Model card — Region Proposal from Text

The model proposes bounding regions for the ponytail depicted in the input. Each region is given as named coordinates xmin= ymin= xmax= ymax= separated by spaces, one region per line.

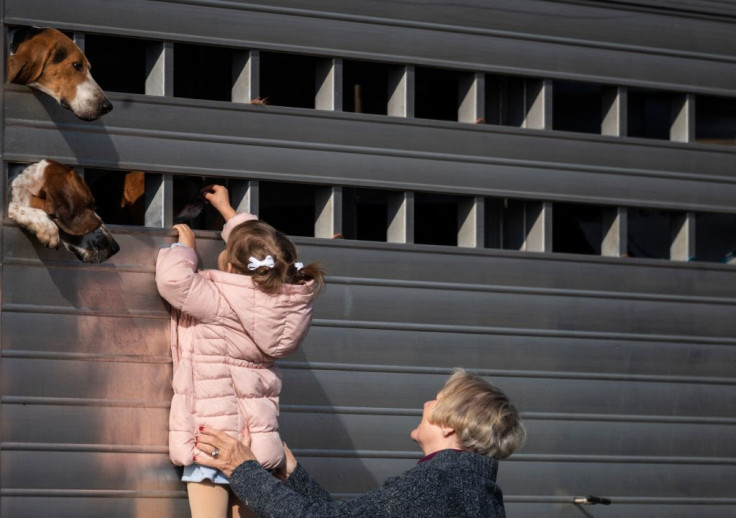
xmin=226 ymin=219 xmax=325 ymax=296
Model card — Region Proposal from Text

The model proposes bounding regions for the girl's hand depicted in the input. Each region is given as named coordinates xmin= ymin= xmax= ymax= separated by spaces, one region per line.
xmin=195 ymin=426 xmax=257 ymax=478
xmin=204 ymin=185 xmax=236 ymax=221
xmin=173 ymin=224 xmax=196 ymax=249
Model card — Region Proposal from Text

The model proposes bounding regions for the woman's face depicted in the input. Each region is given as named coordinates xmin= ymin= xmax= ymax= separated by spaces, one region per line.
xmin=410 ymin=393 xmax=444 ymax=454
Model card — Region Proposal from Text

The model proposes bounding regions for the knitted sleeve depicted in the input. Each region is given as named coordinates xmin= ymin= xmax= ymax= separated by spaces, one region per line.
xmin=230 ymin=459 xmax=451 ymax=518
xmin=284 ymin=464 xmax=334 ymax=503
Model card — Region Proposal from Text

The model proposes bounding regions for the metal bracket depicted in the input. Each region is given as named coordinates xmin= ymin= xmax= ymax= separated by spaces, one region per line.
xmin=574 ymin=496 xmax=612 ymax=506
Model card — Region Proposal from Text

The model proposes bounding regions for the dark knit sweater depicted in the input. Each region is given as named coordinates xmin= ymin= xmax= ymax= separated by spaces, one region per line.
xmin=230 ymin=449 xmax=506 ymax=518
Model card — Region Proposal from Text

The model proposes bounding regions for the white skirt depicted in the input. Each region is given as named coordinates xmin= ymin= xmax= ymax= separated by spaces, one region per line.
xmin=182 ymin=464 xmax=229 ymax=485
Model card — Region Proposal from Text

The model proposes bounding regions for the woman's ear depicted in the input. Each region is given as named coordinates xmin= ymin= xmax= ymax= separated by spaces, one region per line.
xmin=440 ymin=426 xmax=456 ymax=438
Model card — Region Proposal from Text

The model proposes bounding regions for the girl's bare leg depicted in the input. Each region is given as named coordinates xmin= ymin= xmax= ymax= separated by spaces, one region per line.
xmin=187 ymin=481 xmax=229 ymax=518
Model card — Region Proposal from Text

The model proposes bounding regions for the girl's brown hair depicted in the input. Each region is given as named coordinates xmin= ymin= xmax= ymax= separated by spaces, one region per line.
xmin=225 ymin=219 xmax=324 ymax=295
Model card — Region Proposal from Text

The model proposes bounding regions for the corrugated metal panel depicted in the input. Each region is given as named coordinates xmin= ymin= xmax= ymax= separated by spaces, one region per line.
xmin=2 ymin=1 xmax=735 ymax=517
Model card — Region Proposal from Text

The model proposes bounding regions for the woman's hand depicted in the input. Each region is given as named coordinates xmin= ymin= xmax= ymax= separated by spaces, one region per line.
xmin=173 ymin=224 xmax=196 ymax=249
xmin=203 ymin=185 xmax=237 ymax=221
xmin=274 ymin=442 xmax=298 ymax=481
xmin=195 ymin=426 xmax=258 ymax=478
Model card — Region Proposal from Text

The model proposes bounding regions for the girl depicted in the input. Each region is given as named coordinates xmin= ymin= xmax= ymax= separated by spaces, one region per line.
xmin=156 ymin=185 xmax=323 ymax=518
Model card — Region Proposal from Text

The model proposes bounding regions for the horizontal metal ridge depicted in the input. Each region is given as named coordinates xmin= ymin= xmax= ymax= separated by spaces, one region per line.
xmin=505 ymin=495 xmax=736 ymax=505
xmin=142 ymin=0 xmax=736 ymax=63
xmin=1 ymin=443 xmax=167 ymax=454
xmin=1 ymin=303 xmax=169 ymax=319
xmin=1 ymin=396 xmax=171 ymax=409
xmin=3 ymin=442 xmax=734 ymax=466
xmin=5 ymin=397 xmax=736 ymax=425
xmin=326 ymin=276 xmax=736 ymax=307
xmin=312 ymin=319 xmax=736 ymax=346
xmin=1 ymin=350 xmax=172 ymax=364
xmin=7 ymin=116 xmax=736 ymax=189
xmin=3 ymin=351 xmax=734 ymax=385
xmin=0 ymin=488 xmax=186 ymax=498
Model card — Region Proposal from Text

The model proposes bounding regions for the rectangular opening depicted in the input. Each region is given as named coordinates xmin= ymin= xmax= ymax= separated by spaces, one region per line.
xmin=84 ymin=169 xmax=146 ymax=226
xmin=258 ymin=182 xmax=317 ymax=237
xmin=627 ymin=207 xmax=679 ymax=259
xmin=342 ymin=187 xmax=389 ymax=242
xmin=552 ymin=202 xmax=603 ymax=255
xmin=552 ymin=81 xmax=603 ymax=134
xmin=485 ymin=75 xmax=530 ymax=127
xmin=695 ymin=213 xmax=736 ymax=263
xmin=415 ymin=67 xmax=465 ymax=122
xmin=84 ymin=35 xmax=155 ymax=94
xmin=260 ymin=52 xmax=324 ymax=109
xmin=342 ymin=60 xmax=394 ymax=115
xmin=695 ymin=95 xmax=736 ymax=146
xmin=172 ymin=176 xmax=235 ymax=231
xmin=173 ymin=43 xmax=237 ymax=101
xmin=414 ymin=192 xmax=461 ymax=246
xmin=627 ymin=89 xmax=674 ymax=140
xmin=486 ymin=198 xmax=549 ymax=251
xmin=501 ymin=199 xmax=528 ymax=250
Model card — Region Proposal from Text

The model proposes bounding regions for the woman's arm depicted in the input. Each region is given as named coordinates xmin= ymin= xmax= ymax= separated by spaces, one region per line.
xmin=195 ymin=427 xmax=449 ymax=518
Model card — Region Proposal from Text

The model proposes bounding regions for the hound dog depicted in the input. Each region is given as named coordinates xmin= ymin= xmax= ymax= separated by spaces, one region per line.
xmin=8 ymin=160 xmax=120 ymax=263
xmin=7 ymin=27 xmax=113 ymax=121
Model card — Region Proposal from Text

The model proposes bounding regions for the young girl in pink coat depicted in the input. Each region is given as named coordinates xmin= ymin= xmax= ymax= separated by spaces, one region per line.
xmin=156 ymin=185 xmax=323 ymax=518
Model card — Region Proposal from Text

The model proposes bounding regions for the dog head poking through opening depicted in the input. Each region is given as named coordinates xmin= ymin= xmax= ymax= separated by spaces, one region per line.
xmin=37 ymin=161 xmax=120 ymax=263
xmin=8 ymin=27 xmax=113 ymax=121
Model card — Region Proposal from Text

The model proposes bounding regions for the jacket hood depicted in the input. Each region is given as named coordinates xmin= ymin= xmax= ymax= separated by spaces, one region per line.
xmin=204 ymin=269 xmax=315 ymax=361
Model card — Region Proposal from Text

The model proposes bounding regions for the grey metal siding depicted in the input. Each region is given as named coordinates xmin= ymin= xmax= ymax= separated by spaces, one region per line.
xmin=2 ymin=1 xmax=735 ymax=517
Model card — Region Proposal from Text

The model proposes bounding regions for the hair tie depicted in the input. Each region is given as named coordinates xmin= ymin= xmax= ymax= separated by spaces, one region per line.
xmin=294 ymin=262 xmax=304 ymax=271
xmin=247 ymin=255 xmax=275 ymax=271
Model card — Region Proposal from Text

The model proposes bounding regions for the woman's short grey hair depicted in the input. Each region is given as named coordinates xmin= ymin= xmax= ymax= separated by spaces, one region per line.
xmin=430 ymin=369 xmax=526 ymax=459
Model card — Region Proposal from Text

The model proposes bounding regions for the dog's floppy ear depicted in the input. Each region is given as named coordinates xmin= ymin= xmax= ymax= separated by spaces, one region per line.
xmin=41 ymin=166 xmax=101 ymax=236
xmin=7 ymin=28 xmax=56 ymax=84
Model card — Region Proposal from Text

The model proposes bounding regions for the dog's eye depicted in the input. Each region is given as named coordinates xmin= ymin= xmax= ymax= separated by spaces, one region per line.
xmin=72 ymin=62 xmax=83 ymax=71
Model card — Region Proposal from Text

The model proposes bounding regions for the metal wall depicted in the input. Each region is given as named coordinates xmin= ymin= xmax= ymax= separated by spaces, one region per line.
xmin=2 ymin=1 xmax=735 ymax=517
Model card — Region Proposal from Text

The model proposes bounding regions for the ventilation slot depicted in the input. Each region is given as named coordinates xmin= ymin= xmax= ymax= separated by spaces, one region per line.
xmin=258 ymin=182 xmax=317 ymax=236
xmin=414 ymin=193 xmax=463 ymax=246
xmin=260 ymin=52 xmax=323 ymax=109
xmin=415 ymin=67 xmax=465 ymax=122
xmin=342 ymin=188 xmax=389 ymax=242
xmin=84 ymin=35 xmax=154 ymax=94
xmin=695 ymin=213 xmax=736 ymax=263
xmin=627 ymin=208 xmax=679 ymax=259
xmin=174 ymin=43 xmax=237 ymax=101
xmin=84 ymin=169 xmax=146 ymax=226
xmin=627 ymin=89 xmax=674 ymax=140
xmin=485 ymin=75 xmax=542 ymax=128
xmin=552 ymin=81 xmax=603 ymax=134
xmin=342 ymin=60 xmax=394 ymax=115
xmin=172 ymin=176 xmax=234 ymax=230
xmin=552 ymin=203 xmax=603 ymax=255
xmin=695 ymin=95 xmax=736 ymax=146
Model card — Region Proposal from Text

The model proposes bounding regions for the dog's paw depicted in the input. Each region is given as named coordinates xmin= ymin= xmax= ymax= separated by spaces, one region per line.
xmin=37 ymin=224 xmax=60 ymax=249
xmin=7 ymin=201 xmax=20 ymax=223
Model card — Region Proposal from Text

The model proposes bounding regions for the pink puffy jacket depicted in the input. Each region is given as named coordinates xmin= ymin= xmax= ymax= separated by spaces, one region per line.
xmin=156 ymin=213 xmax=315 ymax=469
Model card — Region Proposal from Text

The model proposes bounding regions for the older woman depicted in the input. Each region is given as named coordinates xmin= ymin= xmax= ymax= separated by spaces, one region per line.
xmin=195 ymin=369 xmax=526 ymax=518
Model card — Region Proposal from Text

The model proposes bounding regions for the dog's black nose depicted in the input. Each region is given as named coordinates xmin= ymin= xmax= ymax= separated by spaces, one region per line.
xmin=100 ymin=99 xmax=113 ymax=114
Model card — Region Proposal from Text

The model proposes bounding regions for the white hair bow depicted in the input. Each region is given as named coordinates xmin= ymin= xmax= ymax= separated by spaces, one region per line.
xmin=247 ymin=255 xmax=275 ymax=271
xmin=294 ymin=262 xmax=304 ymax=271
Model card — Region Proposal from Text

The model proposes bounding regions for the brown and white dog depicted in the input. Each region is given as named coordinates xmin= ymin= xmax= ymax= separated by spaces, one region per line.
xmin=8 ymin=160 xmax=120 ymax=263
xmin=7 ymin=27 xmax=113 ymax=121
